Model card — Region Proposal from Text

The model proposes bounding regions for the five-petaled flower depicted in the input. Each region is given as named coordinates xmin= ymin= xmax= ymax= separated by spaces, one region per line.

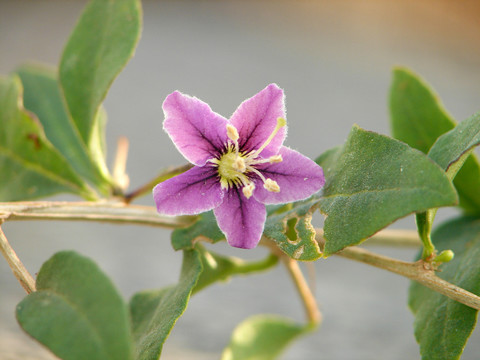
xmin=153 ymin=84 xmax=325 ymax=249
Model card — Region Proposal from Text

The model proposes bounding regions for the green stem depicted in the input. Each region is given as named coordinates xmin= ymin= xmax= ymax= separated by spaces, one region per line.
xmin=0 ymin=201 xmax=194 ymax=228
xmin=124 ymin=164 xmax=193 ymax=203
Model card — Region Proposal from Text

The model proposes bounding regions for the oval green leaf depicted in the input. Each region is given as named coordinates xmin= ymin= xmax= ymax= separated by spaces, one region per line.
xmin=409 ymin=216 xmax=480 ymax=360
xmin=15 ymin=64 xmax=112 ymax=194
xmin=129 ymin=249 xmax=202 ymax=360
xmin=59 ymin=0 xmax=141 ymax=148
xmin=390 ymin=66 xmax=480 ymax=213
xmin=0 ymin=75 xmax=96 ymax=200
xmin=317 ymin=125 xmax=458 ymax=256
xmin=16 ymin=251 xmax=134 ymax=360
xmin=221 ymin=315 xmax=312 ymax=360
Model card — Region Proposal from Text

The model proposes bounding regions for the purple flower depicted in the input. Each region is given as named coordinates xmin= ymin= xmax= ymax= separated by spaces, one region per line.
xmin=153 ymin=84 xmax=325 ymax=249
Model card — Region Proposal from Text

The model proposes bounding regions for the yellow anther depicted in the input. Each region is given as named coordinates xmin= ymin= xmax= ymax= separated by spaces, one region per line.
xmin=242 ymin=182 xmax=255 ymax=199
xmin=226 ymin=124 xmax=239 ymax=142
xmin=269 ymin=155 xmax=283 ymax=163
xmin=234 ymin=157 xmax=246 ymax=172
xmin=264 ymin=178 xmax=280 ymax=192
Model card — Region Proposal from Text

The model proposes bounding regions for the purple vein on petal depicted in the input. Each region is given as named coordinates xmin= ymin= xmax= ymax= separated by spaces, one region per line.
xmin=153 ymin=166 xmax=224 ymax=216
xmin=214 ymin=187 xmax=267 ymax=249
xmin=163 ymin=91 xmax=229 ymax=165
xmin=253 ymin=146 xmax=325 ymax=204
xmin=230 ymin=84 xmax=286 ymax=157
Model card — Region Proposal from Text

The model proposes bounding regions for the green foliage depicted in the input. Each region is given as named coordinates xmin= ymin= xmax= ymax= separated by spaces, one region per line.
xmin=409 ymin=217 xmax=480 ymax=360
xmin=59 ymin=0 xmax=141 ymax=151
xmin=317 ymin=125 xmax=458 ymax=255
xmin=171 ymin=211 xmax=225 ymax=250
xmin=15 ymin=64 xmax=112 ymax=194
xmin=416 ymin=113 xmax=480 ymax=257
xmin=129 ymin=249 xmax=202 ymax=360
xmin=221 ymin=315 xmax=312 ymax=360
xmin=193 ymin=245 xmax=278 ymax=294
xmin=16 ymin=251 xmax=134 ymax=360
xmin=263 ymin=195 xmax=322 ymax=261
xmin=0 ymin=75 xmax=96 ymax=200
xmin=390 ymin=67 xmax=480 ymax=214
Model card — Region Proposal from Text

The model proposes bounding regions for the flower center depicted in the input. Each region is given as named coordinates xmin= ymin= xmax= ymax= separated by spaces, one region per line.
xmin=210 ymin=118 xmax=286 ymax=199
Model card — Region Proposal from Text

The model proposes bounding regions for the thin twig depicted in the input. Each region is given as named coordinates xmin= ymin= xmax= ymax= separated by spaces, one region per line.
xmin=124 ymin=164 xmax=193 ymax=203
xmin=316 ymin=228 xmax=421 ymax=248
xmin=0 ymin=201 xmax=194 ymax=228
xmin=318 ymin=235 xmax=480 ymax=311
xmin=281 ymin=256 xmax=322 ymax=326
xmin=0 ymin=224 xmax=36 ymax=294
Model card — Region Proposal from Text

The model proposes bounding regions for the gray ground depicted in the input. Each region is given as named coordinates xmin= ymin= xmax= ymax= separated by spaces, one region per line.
xmin=1 ymin=1 xmax=480 ymax=359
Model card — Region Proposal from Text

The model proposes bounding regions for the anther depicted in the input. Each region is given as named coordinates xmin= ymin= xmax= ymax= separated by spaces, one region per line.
xmin=227 ymin=124 xmax=239 ymax=142
xmin=264 ymin=178 xmax=280 ymax=192
xmin=269 ymin=155 xmax=282 ymax=163
xmin=234 ymin=157 xmax=246 ymax=172
xmin=242 ymin=182 xmax=255 ymax=199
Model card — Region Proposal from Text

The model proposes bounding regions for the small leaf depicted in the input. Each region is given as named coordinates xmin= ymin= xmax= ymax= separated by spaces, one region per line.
xmin=409 ymin=216 xmax=480 ymax=360
xmin=428 ymin=112 xmax=480 ymax=181
xmin=389 ymin=66 xmax=480 ymax=213
xmin=130 ymin=249 xmax=202 ymax=360
xmin=15 ymin=64 xmax=112 ymax=194
xmin=389 ymin=66 xmax=455 ymax=154
xmin=263 ymin=195 xmax=322 ymax=261
xmin=0 ymin=75 xmax=96 ymax=200
xmin=16 ymin=251 xmax=134 ymax=360
xmin=416 ymin=113 xmax=480 ymax=256
xmin=221 ymin=315 xmax=312 ymax=360
xmin=193 ymin=245 xmax=278 ymax=294
xmin=59 ymin=0 xmax=141 ymax=147
xmin=171 ymin=211 xmax=225 ymax=250
xmin=317 ymin=126 xmax=458 ymax=256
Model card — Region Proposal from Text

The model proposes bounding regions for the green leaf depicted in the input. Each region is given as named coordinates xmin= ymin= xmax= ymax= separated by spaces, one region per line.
xmin=416 ymin=113 xmax=480 ymax=257
xmin=130 ymin=249 xmax=202 ymax=360
xmin=59 ymin=0 xmax=141 ymax=148
xmin=193 ymin=245 xmax=278 ymax=294
xmin=221 ymin=315 xmax=312 ymax=360
xmin=16 ymin=251 xmax=134 ymax=360
xmin=389 ymin=66 xmax=480 ymax=214
xmin=15 ymin=64 xmax=112 ymax=194
xmin=409 ymin=216 xmax=480 ymax=360
xmin=428 ymin=112 xmax=480 ymax=180
xmin=317 ymin=125 xmax=458 ymax=256
xmin=263 ymin=195 xmax=322 ymax=261
xmin=389 ymin=66 xmax=455 ymax=154
xmin=171 ymin=211 xmax=225 ymax=250
xmin=0 ymin=75 xmax=96 ymax=200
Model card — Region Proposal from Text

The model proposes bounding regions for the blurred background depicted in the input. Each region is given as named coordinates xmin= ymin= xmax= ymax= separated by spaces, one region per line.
xmin=1 ymin=1 xmax=480 ymax=359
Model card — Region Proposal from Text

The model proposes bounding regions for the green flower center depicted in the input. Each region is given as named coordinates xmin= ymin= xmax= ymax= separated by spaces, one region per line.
xmin=209 ymin=118 xmax=286 ymax=198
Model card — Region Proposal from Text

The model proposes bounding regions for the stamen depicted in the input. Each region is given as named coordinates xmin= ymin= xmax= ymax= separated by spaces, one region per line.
xmin=264 ymin=178 xmax=280 ymax=192
xmin=226 ymin=124 xmax=239 ymax=142
xmin=242 ymin=182 xmax=255 ymax=199
xmin=251 ymin=117 xmax=286 ymax=158
xmin=233 ymin=157 xmax=246 ymax=172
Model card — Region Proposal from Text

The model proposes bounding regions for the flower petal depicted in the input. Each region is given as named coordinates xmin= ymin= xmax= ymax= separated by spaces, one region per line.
xmin=230 ymin=84 xmax=286 ymax=157
xmin=163 ymin=91 xmax=229 ymax=165
xmin=214 ymin=188 xmax=266 ymax=249
xmin=153 ymin=166 xmax=224 ymax=215
xmin=253 ymin=146 xmax=325 ymax=204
